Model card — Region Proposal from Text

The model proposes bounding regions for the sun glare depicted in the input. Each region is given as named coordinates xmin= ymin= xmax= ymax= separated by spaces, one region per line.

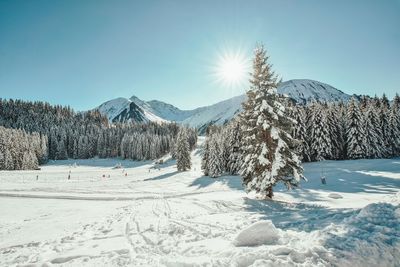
xmin=214 ymin=50 xmax=249 ymax=88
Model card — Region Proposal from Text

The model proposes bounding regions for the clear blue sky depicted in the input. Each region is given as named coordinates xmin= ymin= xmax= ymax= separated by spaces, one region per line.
xmin=0 ymin=0 xmax=399 ymax=111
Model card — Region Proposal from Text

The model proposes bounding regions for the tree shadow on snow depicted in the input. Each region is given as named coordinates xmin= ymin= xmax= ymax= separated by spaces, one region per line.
xmin=189 ymin=175 xmax=244 ymax=191
xmin=144 ymin=170 xmax=180 ymax=181
xmin=276 ymin=186 xmax=329 ymax=203
xmin=242 ymin=197 xmax=355 ymax=232
xmin=299 ymin=158 xmax=400 ymax=195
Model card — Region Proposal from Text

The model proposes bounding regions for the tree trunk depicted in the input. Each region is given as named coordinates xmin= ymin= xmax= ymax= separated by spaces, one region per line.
xmin=267 ymin=186 xmax=273 ymax=199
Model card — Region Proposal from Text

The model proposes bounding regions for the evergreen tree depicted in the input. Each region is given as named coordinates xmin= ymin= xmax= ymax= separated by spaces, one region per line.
xmin=201 ymin=137 xmax=210 ymax=176
xmin=326 ymin=104 xmax=342 ymax=160
xmin=0 ymin=151 xmax=4 ymax=170
xmin=175 ymin=128 xmax=191 ymax=171
xmin=208 ymin=137 xmax=223 ymax=178
xmin=239 ymin=45 xmax=304 ymax=198
xmin=346 ymin=98 xmax=366 ymax=159
xmin=3 ymin=150 xmax=14 ymax=170
xmin=336 ymin=102 xmax=348 ymax=159
xmin=378 ymin=97 xmax=391 ymax=157
xmin=381 ymin=94 xmax=390 ymax=109
xmin=364 ymin=105 xmax=385 ymax=158
xmin=226 ymin=120 xmax=242 ymax=175
xmin=393 ymin=93 xmax=400 ymax=109
xmin=309 ymin=102 xmax=332 ymax=161
xmin=220 ymin=131 xmax=230 ymax=171
xmin=39 ymin=134 xmax=48 ymax=164
xmin=292 ymin=106 xmax=310 ymax=162
xmin=56 ymin=138 xmax=68 ymax=160
xmin=388 ymin=100 xmax=400 ymax=157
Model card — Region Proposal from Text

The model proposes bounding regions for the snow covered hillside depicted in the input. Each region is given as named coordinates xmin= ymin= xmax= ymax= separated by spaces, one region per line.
xmin=0 ymin=138 xmax=399 ymax=266
xmin=278 ymin=79 xmax=352 ymax=104
xmin=181 ymin=94 xmax=245 ymax=132
xmin=96 ymin=79 xmax=353 ymax=128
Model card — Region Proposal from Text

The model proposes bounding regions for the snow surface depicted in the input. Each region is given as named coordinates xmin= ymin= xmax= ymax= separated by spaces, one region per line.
xmin=0 ymin=138 xmax=399 ymax=266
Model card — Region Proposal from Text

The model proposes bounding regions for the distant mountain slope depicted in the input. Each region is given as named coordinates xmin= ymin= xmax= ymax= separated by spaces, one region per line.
xmin=130 ymin=96 xmax=195 ymax=122
xmin=96 ymin=79 xmax=353 ymax=128
xmin=181 ymin=94 xmax=246 ymax=129
xmin=278 ymin=79 xmax=351 ymax=104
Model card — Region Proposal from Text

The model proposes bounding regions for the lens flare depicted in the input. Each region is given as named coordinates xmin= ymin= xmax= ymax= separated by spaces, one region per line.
xmin=213 ymin=49 xmax=250 ymax=88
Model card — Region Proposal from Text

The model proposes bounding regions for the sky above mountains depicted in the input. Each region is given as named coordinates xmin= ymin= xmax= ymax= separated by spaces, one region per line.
xmin=0 ymin=0 xmax=399 ymax=111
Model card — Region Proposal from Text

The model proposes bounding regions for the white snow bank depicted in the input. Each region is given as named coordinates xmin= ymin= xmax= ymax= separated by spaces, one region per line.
xmin=233 ymin=221 xmax=281 ymax=247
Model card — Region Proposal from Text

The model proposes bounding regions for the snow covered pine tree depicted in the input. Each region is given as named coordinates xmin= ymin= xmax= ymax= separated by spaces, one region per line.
xmin=201 ymin=136 xmax=210 ymax=176
xmin=346 ymin=97 xmax=367 ymax=159
xmin=239 ymin=45 xmax=305 ymax=199
xmin=207 ymin=136 xmax=223 ymax=178
xmin=226 ymin=119 xmax=242 ymax=175
xmin=175 ymin=128 xmax=191 ymax=171
xmin=309 ymin=102 xmax=332 ymax=161
xmin=389 ymin=94 xmax=400 ymax=156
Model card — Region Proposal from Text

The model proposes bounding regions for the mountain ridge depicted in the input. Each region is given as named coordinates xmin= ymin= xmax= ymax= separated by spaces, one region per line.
xmin=96 ymin=79 xmax=356 ymax=129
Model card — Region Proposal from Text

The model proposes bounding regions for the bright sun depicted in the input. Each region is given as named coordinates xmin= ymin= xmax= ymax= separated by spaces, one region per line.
xmin=214 ymin=50 xmax=249 ymax=88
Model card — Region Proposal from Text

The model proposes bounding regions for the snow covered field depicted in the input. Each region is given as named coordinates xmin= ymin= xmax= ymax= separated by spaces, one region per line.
xmin=1 ymin=138 xmax=399 ymax=266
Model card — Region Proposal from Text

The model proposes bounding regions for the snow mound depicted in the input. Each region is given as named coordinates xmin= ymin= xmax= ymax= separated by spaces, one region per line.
xmin=328 ymin=193 xmax=343 ymax=199
xmin=233 ymin=221 xmax=281 ymax=247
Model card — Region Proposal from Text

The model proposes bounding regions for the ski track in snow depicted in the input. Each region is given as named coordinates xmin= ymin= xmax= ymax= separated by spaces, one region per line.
xmin=0 ymin=138 xmax=399 ymax=266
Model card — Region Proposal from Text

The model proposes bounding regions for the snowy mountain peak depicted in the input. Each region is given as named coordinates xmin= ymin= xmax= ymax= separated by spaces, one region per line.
xmin=97 ymin=97 xmax=132 ymax=122
xmin=98 ymin=96 xmax=166 ymax=123
xmin=129 ymin=95 xmax=145 ymax=105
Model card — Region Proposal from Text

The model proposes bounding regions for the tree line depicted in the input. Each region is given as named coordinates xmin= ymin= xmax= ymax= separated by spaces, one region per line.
xmin=292 ymin=94 xmax=400 ymax=161
xmin=0 ymin=99 xmax=197 ymax=170
xmin=0 ymin=126 xmax=47 ymax=170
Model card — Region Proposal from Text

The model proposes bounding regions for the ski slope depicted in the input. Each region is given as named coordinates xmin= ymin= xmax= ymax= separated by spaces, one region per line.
xmin=0 ymin=138 xmax=399 ymax=266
